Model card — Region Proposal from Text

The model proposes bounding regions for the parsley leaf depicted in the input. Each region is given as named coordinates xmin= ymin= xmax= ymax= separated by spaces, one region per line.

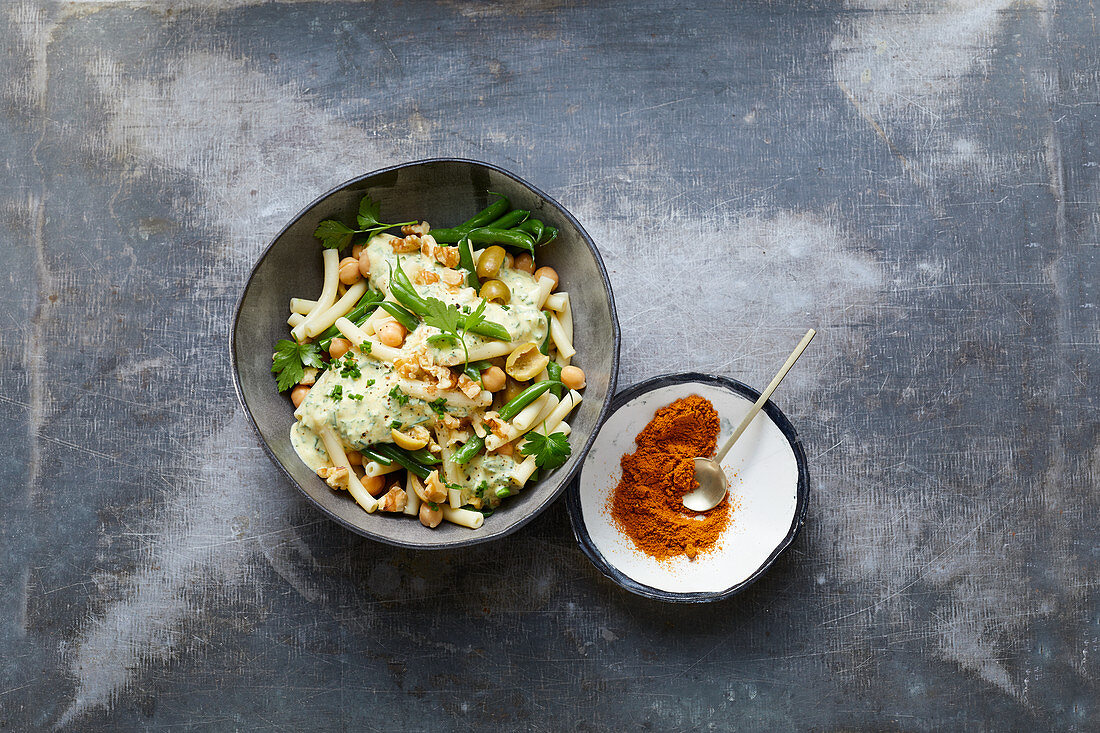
xmin=313 ymin=194 xmax=417 ymax=250
xmin=272 ymin=339 xmax=322 ymax=392
xmin=462 ymin=300 xmax=487 ymax=335
xmin=421 ymin=296 xmax=464 ymax=335
xmin=520 ymin=431 xmax=572 ymax=472
xmin=356 ymin=195 xmax=384 ymax=230
xmin=313 ymin=220 xmax=355 ymax=250
xmin=389 ymin=385 xmax=409 ymax=406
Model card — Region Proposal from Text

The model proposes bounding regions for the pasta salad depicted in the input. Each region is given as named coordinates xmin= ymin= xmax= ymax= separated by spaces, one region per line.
xmin=272 ymin=194 xmax=585 ymax=530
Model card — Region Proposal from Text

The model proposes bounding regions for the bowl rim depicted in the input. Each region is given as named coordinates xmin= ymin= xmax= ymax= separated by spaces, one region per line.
xmin=566 ymin=371 xmax=810 ymax=602
xmin=230 ymin=157 xmax=621 ymax=549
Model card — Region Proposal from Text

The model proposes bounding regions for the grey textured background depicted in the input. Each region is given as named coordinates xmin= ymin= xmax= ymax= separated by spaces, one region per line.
xmin=1 ymin=0 xmax=1097 ymax=730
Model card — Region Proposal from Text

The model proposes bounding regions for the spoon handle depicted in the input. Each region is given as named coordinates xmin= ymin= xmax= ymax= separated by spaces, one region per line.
xmin=714 ymin=328 xmax=816 ymax=462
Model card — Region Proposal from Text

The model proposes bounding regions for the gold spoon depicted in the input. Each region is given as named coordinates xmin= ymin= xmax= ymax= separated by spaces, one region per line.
xmin=682 ymin=329 xmax=816 ymax=512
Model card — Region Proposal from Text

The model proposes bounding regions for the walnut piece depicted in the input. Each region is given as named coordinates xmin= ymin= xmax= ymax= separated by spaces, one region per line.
xmin=402 ymin=221 xmax=430 ymax=236
xmin=316 ymin=465 xmax=349 ymax=491
xmin=379 ymin=487 xmax=408 ymax=513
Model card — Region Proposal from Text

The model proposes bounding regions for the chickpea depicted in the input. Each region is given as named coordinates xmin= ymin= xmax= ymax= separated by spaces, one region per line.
xmin=339 ymin=257 xmax=362 ymax=285
xmin=361 ymin=475 xmax=386 ymax=497
xmin=358 ymin=249 xmax=371 ymax=278
xmin=560 ymin=365 xmax=586 ymax=390
xmin=329 ymin=337 xmax=352 ymax=360
xmin=533 ymin=266 xmax=559 ymax=291
xmin=419 ymin=502 xmax=443 ymax=528
xmin=351 ymin=243 xmax=364 ymax=259
xmin=514 ymin=252 xmax=535 ymax=274
xmin=290 ymin=384 xmax=310 ymax=408
xmin=346 ymin=449 xmax=363 ymax=466
xmin=377 ymin=321 xmax=407 ymax=348
xmin=480 ymin=366 xmax=507 ymax=392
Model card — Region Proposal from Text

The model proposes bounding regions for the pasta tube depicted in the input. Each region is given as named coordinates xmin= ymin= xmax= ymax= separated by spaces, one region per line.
xmin=303 ymin=280 xmax=368 ymax=338
xmin=292 ymin=248 xmax=340 ymax=342
xmin=448 ymin=488 xmax=463 ymax=509
xmin=441 ymin=506 xmax=484 ymax=529
xmin=317 ymin=425 xmax=378 ymax=513
xmin=404 ymin=473 xmax=422 ymax=516
xmin=290 ymin=297 xmax=317 ymax=315
xmin=559 ymin=293 xmax=573 ymax=343
xmin=287 ymin=313 xmax=306 ymax=328
xmin=549 ymin=313 xmax=575 ymax=360
xmin=534 ymin=276 xmax=555 ymax=310
xmin=436 ymin=340 xmax=517 ymax=366
xmin=363 ymin=460 xmax=403 ymax=478
xmin=543 ymin=292 xmax=567 ymax=312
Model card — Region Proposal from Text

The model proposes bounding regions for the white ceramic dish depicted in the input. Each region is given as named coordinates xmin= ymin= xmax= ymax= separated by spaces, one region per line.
xmin=566 ymin=373 xmax=809 ymax=602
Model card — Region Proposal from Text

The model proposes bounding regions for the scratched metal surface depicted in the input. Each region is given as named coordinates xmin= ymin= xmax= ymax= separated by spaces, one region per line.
xmin=1 ymin=0 xmax=1097 ymax=730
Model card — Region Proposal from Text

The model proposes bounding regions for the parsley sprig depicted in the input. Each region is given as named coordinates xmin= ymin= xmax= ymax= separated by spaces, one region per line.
xmin=520 ymin=431 xmax=572 ymax=472
xmin=271 ymin=339 xmax=323 ymax=392
xmin=424 ymin=298 xmax=487 ymax=365
xmin=313 ymin=194 xmax=417 ymax=250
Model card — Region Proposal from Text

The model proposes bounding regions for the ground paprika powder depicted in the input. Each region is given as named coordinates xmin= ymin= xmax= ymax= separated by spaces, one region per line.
xmin=608 ymin=394 xmax=731 ymax=560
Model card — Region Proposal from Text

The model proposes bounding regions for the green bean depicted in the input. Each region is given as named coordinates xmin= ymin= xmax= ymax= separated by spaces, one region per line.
xmin=487 ymin=210 xmax=529 ymax=229
xmin=466 ymin=320 xmax=511 ymax=342
xmin=515 ymin=218 xmax=543 ymax=243
xmin=360 ymin=447 xmax=393 ymax=466
xmin=429 ymin=195 xmax=512 ymax=243
xmin=388 ymin=261 xmax=429 ymax=312
xmin=315 ymin=290 xmax=384 ymax=347
xmin=459 ymin=195 xmax=510 ymax=231
xmin=463 ymin=227 xmax=536 ymax=253
xmin=370 ymin=444 xmax=432 ymax=479
xmin=404 ymin=446 xmax=442 ymax=466
xmin=539 ymin=311 xmax=552 ymax=355
xmin=378 ymin=301 xmax=419 ymax=332
xmin=451 ymin=435 xmax=484 ymax=465
xmin=545 ymin=361 xmax=563 ymax=399
xmin=458 ymin=237 xmax=480 ymax=289
xmin=499 ymin=380 xmax=558 ymax=420
xmin=494 ymin=487 xmax=512 ymax=499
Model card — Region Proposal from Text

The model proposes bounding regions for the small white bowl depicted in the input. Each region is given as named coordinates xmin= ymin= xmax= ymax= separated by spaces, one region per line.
xmin=566 ymin=373 xmax=809 ymax=602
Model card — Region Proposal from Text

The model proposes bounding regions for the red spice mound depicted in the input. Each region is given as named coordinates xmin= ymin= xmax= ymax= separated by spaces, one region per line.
xmin=608 ymin=395 xmax=731 ymax=560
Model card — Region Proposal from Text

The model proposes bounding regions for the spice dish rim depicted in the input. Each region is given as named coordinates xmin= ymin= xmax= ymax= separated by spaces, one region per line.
xmin=566 ymin=372 xmax=810 ymax=603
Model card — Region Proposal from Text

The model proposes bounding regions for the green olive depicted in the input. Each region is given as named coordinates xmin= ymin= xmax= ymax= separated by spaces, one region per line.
xmin=479 ymin=279 xmax=511 ymax=305
xmin=476 ymin=245 xmax=507 ymax=279
xmin=505 ymin=343 xmax=550 ymax=381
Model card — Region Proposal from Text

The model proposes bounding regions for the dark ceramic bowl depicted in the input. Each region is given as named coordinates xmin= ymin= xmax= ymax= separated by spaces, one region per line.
xmin=567 ymin=373 xmax=809 ymax=602
xmin=232 ymin=159 xmax=620 ymax=548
